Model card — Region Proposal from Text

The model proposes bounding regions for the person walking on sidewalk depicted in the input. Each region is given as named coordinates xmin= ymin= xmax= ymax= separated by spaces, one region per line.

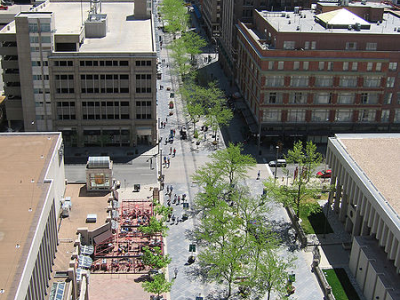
xmin=167 ymin=157 xmax=170 ymax=168
xmin=173 ymin=148 xmax=176 ymax=157
xmin=170 ymin=147 xmax=172 ymax=155
xmin=257 ymin=170 xmax=260 ymax=180
xmin=174 ymin=267 xmax=178 ymax=278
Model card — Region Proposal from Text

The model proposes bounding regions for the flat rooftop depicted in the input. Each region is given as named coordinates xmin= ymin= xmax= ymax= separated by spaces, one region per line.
xmin=1 ymin=1 xmax=154 ymax=53
xmin=257 ymin=9 xmax=400 ymax=34
xmin=335 ymin=134 xmax=400 ymax=215
xmin=0 ymin=133 xmax=60 ymax=300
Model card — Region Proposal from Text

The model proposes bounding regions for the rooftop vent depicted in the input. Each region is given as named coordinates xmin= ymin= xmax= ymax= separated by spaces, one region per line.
xmin=294 ymin=6 xmax=300 ymax=14
xmin=348 ymin=25 xmax=352 ymax=30
xmin=296 ymin=26 xmax=300 ymax=31
xmin=281 ymin=13 xmax=286 ymax=17
xmin=397 ymin=27 xmax=400 ymax=32
xmin=288 ymin=20 xmax=291 ymax=24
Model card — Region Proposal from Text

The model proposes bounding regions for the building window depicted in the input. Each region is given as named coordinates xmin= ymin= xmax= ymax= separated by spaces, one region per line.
xmin=303 ymin=61 xmax=309 ymax=70
xmin=264 ymin=76 xmax=284 ymax=87
xmin=375 ymin=62 xmax=382 ymax=71
xmin=277 ymin=61 xmax=284 ymax=70
xmin=318 ymin=61 xmax=324 ymax=71
xmin=383 ymin=93 xmax=392 ymax=104
xmin=381 ymin=109 xmax=390 ymax=122
xmin=335 ymin=109 xmax=353 ymax=122
xmin=287 ymin=109 xmax=306 ymax=122
xmin=283 ymin=41 xmax=295 ymax=50
xmin=358 ymin=110 xmax=376 ymax=122
xmin=135 ymin=74 xmax=152 ymax=93
xmin=315 ymin=76 xmax=333 ymax=87
xmin=386 ymin=77 xmax=395 ymax=88
xmin=367 ymin=62 xmax=373 ymax=71
xmin=314 ymin=93 xmax=332 ymax=104
xmin=346 ymin=42 xmax=357 ymax=50
xmin=293 ymin=61 xmax=300 ymax=70
xmin=265 ymin=92 xmax=283 ymax=104
xmin=54 ymin=60 xmax=73 ymax=67
xmin=339 ymin=76 xmax=357 ymax=87
xmin=395 ymin=109 xmax=400 ymax=123
xmin=56 ymin=101 xmax=76 ymax=120
xmin=268 ymin=61 xmax=274 ymax=70
xmin=388 ymin=62 xmax=397 ymax=71
xmin=343 ymin=62 xmax=349 ymax=71
xmin=337 ymin=93 xmax=354 ymax=105
xmin=290 ymin=92 xmax=307 ymax=104
xmin=311 ymin=109 xmax=329 ymax=122
xmin=327 ymin=62 xmax=333 ymax=71
xmin=55 ymin=74 xmax=75 ymax=94
xmin=397 ymin=92 xmax=400 ymax=104
xmin=363 ymin=77 xmax=381 ymax=88
xmin=311 ymin=41 xmax=316 ymax=50
xmin=263 ymin=109 xmax=281 ymax=122
xmin=290 ymin=76 xmax=309 ymax=87
xmin=351 ymin=62 xmax=358 ymax=71
xmin=304 ymin=41 xmax=310 ymax=50
xmin=366 ymin=43 xmax=377 ymax=51
xmin=360 ymin=93 xmax=379 ymax=104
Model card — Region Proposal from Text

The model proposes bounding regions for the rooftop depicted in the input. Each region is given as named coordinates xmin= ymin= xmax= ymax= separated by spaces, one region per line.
xmin=0 ymin=133 xmax=60 ymax=300
xmin=257 ymin=9 xmax=400 ymax=34
xmin=335 ymin=134 xmax=400 ymax=216
xmin=1 ymin=1 xmax=154 ymax=53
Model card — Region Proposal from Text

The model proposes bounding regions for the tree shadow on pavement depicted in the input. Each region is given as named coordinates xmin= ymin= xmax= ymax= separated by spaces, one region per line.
xmin=266 ymin=219 xmax=299 ymax=252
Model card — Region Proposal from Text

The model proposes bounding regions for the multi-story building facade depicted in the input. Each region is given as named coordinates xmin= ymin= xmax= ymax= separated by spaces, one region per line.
xmin=218 ymin=0 xmax=312 ymax=83
xmin=0 ymin=133 xmax=66 ymax=300
xmin=201 ymin=0 xmax=222 ymax=37
xmin=236 ymin=3 xmax=400 ymax=144
xmin=326 ymin=134 xmax=400 ymax=300
xmin=0 ymin=0 xmax=157 ymax=147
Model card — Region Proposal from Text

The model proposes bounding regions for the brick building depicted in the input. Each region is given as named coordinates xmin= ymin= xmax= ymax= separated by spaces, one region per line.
xmin=236 ymin=2 xmax=400 ymax=145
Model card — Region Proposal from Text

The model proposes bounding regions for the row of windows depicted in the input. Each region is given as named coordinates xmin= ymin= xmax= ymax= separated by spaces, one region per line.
xmin=30 ymin=36 xmax=51 ymax=44
xmin=57 ymin=101 xmax=154 ymax=107
xmin=264 ymin=75 xmax=392 ymax=88
xmin=33 ymin=75 xmax=49 ymax=80
xmin=57 ymin=113 xmax=154 ymax=120
xmin=53 ymin=60 xmax=153 ymax=67
xmin=28 ymin=22 xmax=51 ymax=33
xmin=262 ymin=109 xmax=400 ymax=123
xmin=32 ymin=61 xmax=49 ymax=67
xmin=282 ymin=41 xmax=380 ymax=51
xmin=267 ymin=61 xmax=398 ymax=72
xmin=264 ymin=92 xmax=391 ymax=105
xmin=80 ymin=60 xmax=129 ymax=67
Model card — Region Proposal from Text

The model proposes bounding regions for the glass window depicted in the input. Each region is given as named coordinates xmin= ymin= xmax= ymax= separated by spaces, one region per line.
xmin=358 ymin=110 xmax=376 ymax=122
xmin=265 ymin=92 xmax=283 ymax=104
xmin=360 ymin=93 xmax=379 ymax=104
xmin=311 ymin=41 xmax=316 ymax=50
xmin=290 ymin=76 xmax=308 ymax=87
xmin=304 ymin=41 xmax=310 ymax=50
xmin=395 ymin=109 xmax=400 ymax=123
xmin=263 ymin=109 xmax=281 ymax=121
xmin=315 ymin=76 xmax=333 ymax=87
xmin=287 ymin=109 xmax=306 ymax=122
xmin=375 ymin=63 xmax=382 ymax=71
xmin=364 ymin=77 xmax=381 ymax=88
xmin=337 ymin=93 xmax=354 ymax=104
xmin=346 ymin=42 xmax=357 ymax=50
xmin=386 ymin=77 xmax=395 ymax=88
xmin=268 ymin=61 xmax=274 ymax=70
xmin=381 ymin=109 xmax=390 ymax=122
xmin=277 ymin=61 xmax=284 ymax=70
xmin=293 ymin=61 xmax=300 ymax=70
xmin=367 ymin=62 xmax=373 ymax=71
xmin=335 ymin=109 xmax=353 ymax=122
xmin=303 ymin=61 xmax=309 ymax=70
xmin=366 ymin=43 xmax=377 ymax=51
xmin=283 ymin=41 xmax=295 ymax=50
xmin=383 ymin=93 xmax=392 ymax=104
xmin=311 ymin=109 xmax=330 ymax=122
xmin=352 ymin=62 xmax=358 ymax=71
xmin=290 ymin=92 xmax=307 ymax=104
xmin=314 ymin=93 xmax=332 ymax=104
xmin=343 ymin=62 xmax=349 ymax=71
xmin=388 ymin=62 xmax=397 ymax=71
xmin=318 ymin=61 xmax=324 ymax=71
xmin=339 ymin=76 xmax=357 ymax=87
xmin=264 ymin=76 xmax=284 ymax=87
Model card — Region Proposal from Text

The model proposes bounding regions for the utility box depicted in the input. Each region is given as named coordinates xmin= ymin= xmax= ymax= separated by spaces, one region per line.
xmin=86 ymin=156 xmax=113 ymax=191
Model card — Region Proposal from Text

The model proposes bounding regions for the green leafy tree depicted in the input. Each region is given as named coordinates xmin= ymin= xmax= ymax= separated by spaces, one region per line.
xmin=160 ymin=0 xmax=188 ymax=37
xmin=139 ymin=216 xmax=169 ymax=236
xmin=210 ymin=143 xmax=256 ymax=187
xmin=182 ymin=30 xmax=207 ymax=63
xmin=142 ymin=273 xmax=173 ymax=299
xmin=169 ymin=38 xmax=191 ymax=78
xmin=142 ymin=246 xmax=171 ymax=269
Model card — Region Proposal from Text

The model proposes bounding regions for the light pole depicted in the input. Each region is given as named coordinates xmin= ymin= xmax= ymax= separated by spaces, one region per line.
xmin=274 ymin=145 xmax=279 ymax=183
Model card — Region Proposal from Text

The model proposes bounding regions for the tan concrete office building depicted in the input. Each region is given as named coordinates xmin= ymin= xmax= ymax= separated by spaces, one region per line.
xmin=0 ymin=133 xmax=65 ymax=300
xmin=0 ymin=0 xmax=157 ymax=147
xmin=326 ymin=134 xmax=400 ymax=300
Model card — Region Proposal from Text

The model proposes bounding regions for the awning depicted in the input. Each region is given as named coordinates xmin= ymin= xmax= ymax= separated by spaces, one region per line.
xmin=93 ymin=230 xmax=113 ymax=244
xmin=193 ymin=4 xmax=201 ymax=19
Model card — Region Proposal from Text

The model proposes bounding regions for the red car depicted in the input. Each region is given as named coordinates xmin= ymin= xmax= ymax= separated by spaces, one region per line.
xmin=0 ymin=5 xmax=8 ymax=10
xmin=317 ymin=169 xmax=332 ymax=178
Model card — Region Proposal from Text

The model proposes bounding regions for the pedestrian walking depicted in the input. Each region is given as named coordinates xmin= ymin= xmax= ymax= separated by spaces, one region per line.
xmin=173 ymin=148 xmax=176 ymax=157
xmin=257 ymin=170 xmax=260 ymax=180
xmin=164 ymin=156 xmax=167 ymax=165
xmin=174 ymin=267 xmax=178 ymax=278
xmin=166 ymin=185 xmax=170 ymax=194
xmin=167 ymin=157 xmax=170 ymax=168
xmin=170 ymin=147 xmax=172 ymax=155
xmin=170 ymin=185 xmax=173 ymax=193
xmin=150 ymin=158 xmax=153 ymax=169
xmin=173 ymin=129 xmax=176 ymax=136
xmin=166 ymin=117 xmax=168 ymax=123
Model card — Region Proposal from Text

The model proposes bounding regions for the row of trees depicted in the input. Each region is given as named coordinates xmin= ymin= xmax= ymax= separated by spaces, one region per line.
xmin=160 ymin=0 xmax=233 ymax=141
xmin=192 ymin=144 xmax=296 ymax=299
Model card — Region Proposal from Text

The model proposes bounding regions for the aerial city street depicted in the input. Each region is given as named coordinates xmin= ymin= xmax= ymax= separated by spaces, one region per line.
xmin=0 ymin=0 xmax=399 ymax=300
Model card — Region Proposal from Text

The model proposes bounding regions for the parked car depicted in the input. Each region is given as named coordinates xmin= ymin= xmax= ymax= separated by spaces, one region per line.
xmin=316 ymin=169 xmax=332 ymax=178
xmin=0 ymin=5 xmax=9 ymax=9
xmin=268 ymin=159 xmax=287 ymax=167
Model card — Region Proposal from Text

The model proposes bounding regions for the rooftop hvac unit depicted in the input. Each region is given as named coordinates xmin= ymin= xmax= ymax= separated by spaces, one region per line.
xmin=296 ymin=26 xmax=300 ymax=31
xmin=294 ymin=6 xmax=300 ymax=14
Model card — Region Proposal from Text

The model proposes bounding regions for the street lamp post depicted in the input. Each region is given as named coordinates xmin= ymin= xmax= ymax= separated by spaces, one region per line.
xmin=274 ymin=145 xmax=279 ymax=183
